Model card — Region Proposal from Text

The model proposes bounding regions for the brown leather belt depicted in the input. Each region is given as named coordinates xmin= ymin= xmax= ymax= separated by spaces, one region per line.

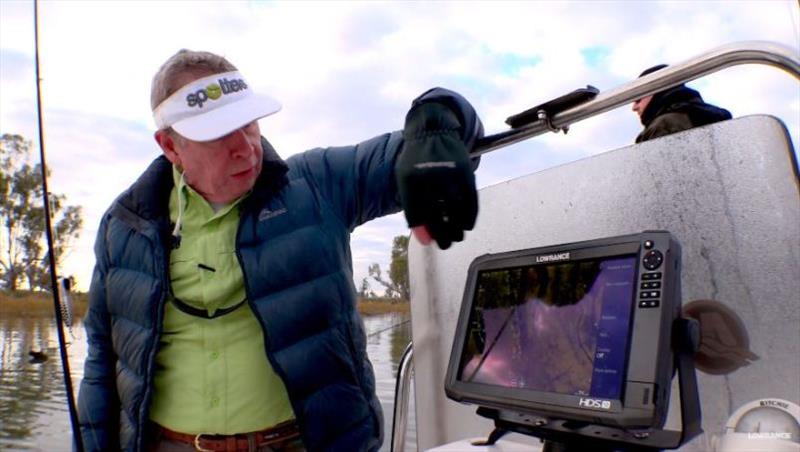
xmin=154 ymin=420 xmax=301 ymax=452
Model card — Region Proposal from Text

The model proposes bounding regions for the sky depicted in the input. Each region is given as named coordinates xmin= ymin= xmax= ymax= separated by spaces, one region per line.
xmin=1 ymin=0 xmax=798 ymax=293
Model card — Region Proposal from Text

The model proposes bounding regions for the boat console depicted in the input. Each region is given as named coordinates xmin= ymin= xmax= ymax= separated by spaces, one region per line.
xmin=394 ymin=42 xmax=799 ymax=452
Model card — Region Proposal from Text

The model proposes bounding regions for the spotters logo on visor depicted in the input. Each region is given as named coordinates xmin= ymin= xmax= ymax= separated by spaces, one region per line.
xmin=153 ymin=71 xmax=281 ymax=142
xmin=186 ymin=77 xmax=247 ymax=108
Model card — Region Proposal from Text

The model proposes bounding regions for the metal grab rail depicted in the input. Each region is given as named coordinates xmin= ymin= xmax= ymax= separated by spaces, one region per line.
xmin=471 ymin=41 xmax=800 ymax=157
xmin=391 ymin=342 xmax=414 ymax=452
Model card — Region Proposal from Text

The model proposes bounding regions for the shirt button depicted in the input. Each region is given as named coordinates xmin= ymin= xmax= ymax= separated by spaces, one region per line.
xmin=211 ymin=397 xmax=220 ymax=407
xmin=211 ymin=351 xmax=220 ymax=360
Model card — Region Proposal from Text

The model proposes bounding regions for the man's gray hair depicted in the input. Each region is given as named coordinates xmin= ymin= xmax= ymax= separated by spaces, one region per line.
xmin=150 ymin=49 xmax=238 ymax=111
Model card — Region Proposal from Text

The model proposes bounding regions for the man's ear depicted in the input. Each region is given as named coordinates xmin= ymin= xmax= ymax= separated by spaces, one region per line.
xmin=155 ymin=129 xmax=181 ymax=166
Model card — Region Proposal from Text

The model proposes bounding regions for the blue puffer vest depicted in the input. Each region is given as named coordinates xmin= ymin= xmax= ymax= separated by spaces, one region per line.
xmin=76 ymin=88 xmax=482 ymax=452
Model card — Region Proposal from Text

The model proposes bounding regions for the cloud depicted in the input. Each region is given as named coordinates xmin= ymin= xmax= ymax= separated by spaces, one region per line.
xmin=1 ymin=0 xmax=798 ymax=292
xmin=0 ymin=48 xmax=38 ymax=140
xmin=0 ymin=48 xmax=32 ymax=82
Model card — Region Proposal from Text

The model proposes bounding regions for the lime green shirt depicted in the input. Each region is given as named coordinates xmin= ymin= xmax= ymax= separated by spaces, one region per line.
xmin=148 ymin=168 xmax=294 ymax=434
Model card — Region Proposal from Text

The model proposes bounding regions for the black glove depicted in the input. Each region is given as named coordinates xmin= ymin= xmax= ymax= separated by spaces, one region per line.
xmin=396 ymin=101 xmax=478 ymax=249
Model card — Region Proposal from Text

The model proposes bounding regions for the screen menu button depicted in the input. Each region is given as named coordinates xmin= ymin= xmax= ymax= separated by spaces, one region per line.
xmin=641 ymin=272 xmax=662 ymax=280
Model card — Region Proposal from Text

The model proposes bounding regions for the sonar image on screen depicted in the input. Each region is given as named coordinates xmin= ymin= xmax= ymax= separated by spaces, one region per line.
xmin=458 ymin=256 xmax=637 ymax=400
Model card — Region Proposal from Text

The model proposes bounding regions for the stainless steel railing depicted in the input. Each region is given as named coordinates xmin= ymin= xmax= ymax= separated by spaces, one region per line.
xmin=471 ymin=41 xmax=800 ymax=157
xmin=391 ymin=342 xmax=414 ymax=452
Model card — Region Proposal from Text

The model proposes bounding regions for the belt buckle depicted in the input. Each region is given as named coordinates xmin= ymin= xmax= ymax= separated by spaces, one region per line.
xmin=193 ymin=433 xmax=214 ymax=452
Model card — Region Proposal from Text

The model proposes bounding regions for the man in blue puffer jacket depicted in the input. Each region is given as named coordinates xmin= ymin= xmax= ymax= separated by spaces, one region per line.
xmin=77 ymin=49 xmax=483 ymax=452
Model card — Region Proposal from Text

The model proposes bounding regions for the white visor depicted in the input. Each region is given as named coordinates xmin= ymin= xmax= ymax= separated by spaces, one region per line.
xmin=153 ymin=71 xmax=281 ymax=142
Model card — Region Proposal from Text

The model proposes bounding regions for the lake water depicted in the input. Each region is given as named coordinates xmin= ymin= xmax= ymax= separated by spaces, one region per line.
xmin=0 ymin=312 xmax=415 ymax=451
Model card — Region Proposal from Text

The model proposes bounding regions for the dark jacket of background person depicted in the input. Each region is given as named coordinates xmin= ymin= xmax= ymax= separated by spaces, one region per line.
xmin=77 ymin=88 xmax=482 ymax=452
xmin=636 ymin=84 xmax=732 ymax=143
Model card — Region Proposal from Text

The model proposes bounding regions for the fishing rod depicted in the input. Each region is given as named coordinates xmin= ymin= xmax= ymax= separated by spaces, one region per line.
xmin=33 ymin=0 xmax=84 ymax=449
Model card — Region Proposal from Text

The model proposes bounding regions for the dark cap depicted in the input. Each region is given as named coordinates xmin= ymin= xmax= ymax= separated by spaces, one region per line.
xmin=639 ymin=63 xmax=668 ymax=78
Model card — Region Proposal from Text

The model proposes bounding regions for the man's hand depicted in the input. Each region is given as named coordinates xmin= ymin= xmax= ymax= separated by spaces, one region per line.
xmin=396 ymin=101 xmax=478 ymax=250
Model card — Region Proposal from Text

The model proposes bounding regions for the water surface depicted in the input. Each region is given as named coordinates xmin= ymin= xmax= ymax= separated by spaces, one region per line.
xmin=0 ymin=312 xmax=414 ymax=451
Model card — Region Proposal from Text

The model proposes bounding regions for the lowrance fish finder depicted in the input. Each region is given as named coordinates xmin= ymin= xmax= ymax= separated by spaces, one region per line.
xmin=445 ymin=231 xmax=700 ymax=449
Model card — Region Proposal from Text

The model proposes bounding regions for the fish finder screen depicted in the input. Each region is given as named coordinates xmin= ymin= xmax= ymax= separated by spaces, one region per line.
xmin=457 ymin=256 xmax=637 ymax=400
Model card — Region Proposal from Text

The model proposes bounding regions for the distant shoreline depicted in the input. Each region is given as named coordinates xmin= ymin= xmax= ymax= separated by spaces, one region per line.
xmin=0 ymin=291 xmax=409 ymax=318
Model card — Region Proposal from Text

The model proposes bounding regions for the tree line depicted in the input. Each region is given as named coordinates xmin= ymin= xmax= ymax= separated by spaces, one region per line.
xmin=0 ymin=134 xmax=83 ymax=292
xmin=359 ymin=234 xmax=409 ymax=301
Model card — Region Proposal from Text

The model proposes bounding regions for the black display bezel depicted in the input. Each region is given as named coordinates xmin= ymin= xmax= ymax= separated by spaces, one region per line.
xmin=445 ymin=232 xmax=681 ymax=429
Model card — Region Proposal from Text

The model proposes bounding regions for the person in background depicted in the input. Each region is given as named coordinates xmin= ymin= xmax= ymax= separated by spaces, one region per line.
xmin=632 ymin=64 xmax=732 ymax=143
xmin=77 ymin=49 xmax=482 ymax=452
